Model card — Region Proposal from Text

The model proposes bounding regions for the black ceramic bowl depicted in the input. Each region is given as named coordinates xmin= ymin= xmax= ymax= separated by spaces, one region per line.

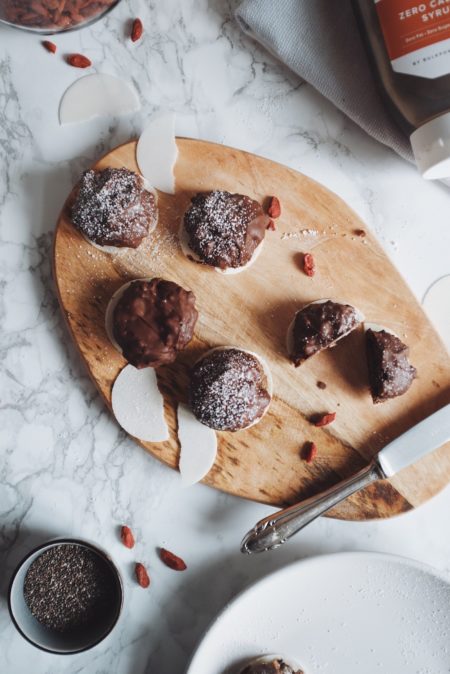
xmin=8 ymin=538 xmax=123 ymax=654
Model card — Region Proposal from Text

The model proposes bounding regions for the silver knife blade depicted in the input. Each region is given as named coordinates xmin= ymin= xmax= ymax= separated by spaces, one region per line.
xmin=241 ymin=403 xmax=450 ymax=554
xmin=377 ymin=403 xmax=450 ymax=477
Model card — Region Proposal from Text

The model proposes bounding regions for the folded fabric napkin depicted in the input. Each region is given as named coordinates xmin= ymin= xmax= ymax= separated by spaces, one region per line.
xmin=235 ymin=0 xmax=413 ymax=162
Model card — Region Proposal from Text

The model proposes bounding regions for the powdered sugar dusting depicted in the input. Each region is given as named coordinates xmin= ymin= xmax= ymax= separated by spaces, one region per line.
xmin=71 ymin=168 xmax=157 ymax=248
xmin=119 ymin=225 xmax=178 ymax=280
xmin=183 ymin=191 xmax=267 ymax=269
xmin=59 ymin=73 xmax=141 ymax=125
xmin=281 ymin=228 xmax=319 ymax=240
xmin=189 ymin=348 xmax=271 ymax=431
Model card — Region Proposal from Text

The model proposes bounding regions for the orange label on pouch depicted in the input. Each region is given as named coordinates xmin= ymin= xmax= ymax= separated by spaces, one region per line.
xmin=376 ymin=0 xmax=450 ymax=60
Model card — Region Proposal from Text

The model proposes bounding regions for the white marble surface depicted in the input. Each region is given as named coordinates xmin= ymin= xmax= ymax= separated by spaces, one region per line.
xmin=0 ymin=1 xmax=449 ymax=673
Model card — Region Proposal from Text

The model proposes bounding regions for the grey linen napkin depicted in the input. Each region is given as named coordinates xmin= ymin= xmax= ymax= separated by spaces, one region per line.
xmin=235 ymin=0 xmax=413 ymax=161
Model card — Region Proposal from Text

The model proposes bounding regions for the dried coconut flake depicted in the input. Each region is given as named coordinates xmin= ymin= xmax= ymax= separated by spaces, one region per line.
xmin=111 ymin=365 xmax=169 ymax=442
xmin=177 ymin=404 xmax=217 ymax=486
xmin=59 ymin=74 xmax=140 ymax=125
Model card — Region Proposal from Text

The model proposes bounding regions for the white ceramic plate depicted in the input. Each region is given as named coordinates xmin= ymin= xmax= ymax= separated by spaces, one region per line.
xmin=186 ymin=552 xmax=450 ymax=674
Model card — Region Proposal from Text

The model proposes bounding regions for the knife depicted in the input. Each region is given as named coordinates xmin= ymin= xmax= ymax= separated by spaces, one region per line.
xmin=241 ymin=404 xmax=450 ymax=554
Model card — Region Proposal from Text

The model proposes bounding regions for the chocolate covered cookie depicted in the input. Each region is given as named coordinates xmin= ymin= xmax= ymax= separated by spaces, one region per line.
xmin=189 ymin=347 xmax=272 ymax=431
xmin=107 ymin=278 xmax=197 ymax=368
xmin=288 ymin=300 xmax=363 ymax=366
xmin=71 ymin=168 xmax=157 ymax=249
xmin=365 ymin=327 xmax=416 ymax=403
xmin=181 ymin=190 xmax=270 ymax=272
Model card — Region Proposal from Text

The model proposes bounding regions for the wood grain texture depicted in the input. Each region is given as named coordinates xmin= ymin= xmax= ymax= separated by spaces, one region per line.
xmin=53 ymin=139 xmax=450 ymax=520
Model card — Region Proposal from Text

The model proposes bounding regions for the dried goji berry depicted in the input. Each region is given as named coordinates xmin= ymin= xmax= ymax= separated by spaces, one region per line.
xmin=303 ymin=252 xmax=315 ymax=277
xmin=42 ymin=40 xmax=57 ymax=54
xmin=159 ymin=547 xmax=187 ymax=571
xmin=120 ymin=525 xmax=135 ymax=549
xmin=303 ymin=441 xmax=318 ymax=463
xmin=312 ymin=412 xmax=336 ymax=427
xmin=131 ymin=17 xmax=143 ymax=42
xmin=67 ymin=53 xmax=92 ymax=68
xmin=135 ymin=562 xmax=150 ymax=588
xmin=267 ymin=196 xmax=281 ymax=219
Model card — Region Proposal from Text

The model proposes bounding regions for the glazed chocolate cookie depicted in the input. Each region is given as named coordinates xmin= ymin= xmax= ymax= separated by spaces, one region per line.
xmin=108 ymin=278 xmax=198 ymax=368
xmin=181 ymin=190 xmax=270 ymax=272
xmin=365 ymin=327 xmax=416 ymax=403
xmin=288 ymin=300 xmax=363 ymax=366
xmin=71 ymin=168 xmax=157 ymax=248
xmin=240 ymin=657 xmax=304 ymax=674
xmin=189 ymin=347 xmax=272 ymax=431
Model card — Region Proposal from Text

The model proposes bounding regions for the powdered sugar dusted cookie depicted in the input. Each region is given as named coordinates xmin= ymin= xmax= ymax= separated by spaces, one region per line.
xmin=181 ymin=190 xmax=270 ymax=274
xmin=189 ymin=347 xmax=272 ymax=431
xmin=71 ymin=167 xmax=157 ymax=249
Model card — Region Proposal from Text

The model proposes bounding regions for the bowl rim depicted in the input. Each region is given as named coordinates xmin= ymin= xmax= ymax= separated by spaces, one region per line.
xmin=0 ymin=0 xmax=121 ymax=35
xmin=8 ymin=537 xmax=124 ymax=655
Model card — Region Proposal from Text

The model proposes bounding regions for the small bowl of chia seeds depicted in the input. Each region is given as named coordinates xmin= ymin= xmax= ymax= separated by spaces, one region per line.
xmin=8 ymin=538 xmax=123 ymax=654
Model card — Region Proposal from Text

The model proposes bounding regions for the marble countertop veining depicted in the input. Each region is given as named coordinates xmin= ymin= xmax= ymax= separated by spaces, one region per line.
xmin=1 ymin=1 xmax=449 ymax=673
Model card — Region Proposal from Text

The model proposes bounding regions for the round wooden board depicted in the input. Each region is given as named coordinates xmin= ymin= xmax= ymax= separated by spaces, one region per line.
xmin=53 ymin=139 xmax=450 ymax=520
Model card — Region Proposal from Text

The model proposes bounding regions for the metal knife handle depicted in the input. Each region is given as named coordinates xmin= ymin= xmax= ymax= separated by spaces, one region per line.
xmin=241 ymin=459 xmax=385 ymax=554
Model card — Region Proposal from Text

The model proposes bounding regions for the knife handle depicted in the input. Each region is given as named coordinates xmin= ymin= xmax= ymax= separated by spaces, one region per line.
xmin=241 ymin=459 xmax=385 ymax=554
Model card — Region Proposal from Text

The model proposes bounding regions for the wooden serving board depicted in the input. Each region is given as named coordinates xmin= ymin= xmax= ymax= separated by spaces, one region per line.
xmin=53 ymin=139 xmax=450 ymax=520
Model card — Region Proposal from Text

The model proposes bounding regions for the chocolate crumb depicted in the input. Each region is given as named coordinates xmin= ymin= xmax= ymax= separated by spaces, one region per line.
xmin=316 ymin=380 xmax=327 ymax=390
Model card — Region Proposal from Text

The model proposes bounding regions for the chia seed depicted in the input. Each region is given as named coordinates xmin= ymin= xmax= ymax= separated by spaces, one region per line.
xmin=23 ymin=544 xmax=117 ymax=633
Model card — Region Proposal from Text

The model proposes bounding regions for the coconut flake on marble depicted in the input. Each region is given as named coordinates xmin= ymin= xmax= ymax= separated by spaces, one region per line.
xmin=111 ymin=364 xmax=169 ymax=442
xmin=59 ymin=74 xmax=140 ymax=125
xmin=177 ymin=404 xmax=217 ymax=486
